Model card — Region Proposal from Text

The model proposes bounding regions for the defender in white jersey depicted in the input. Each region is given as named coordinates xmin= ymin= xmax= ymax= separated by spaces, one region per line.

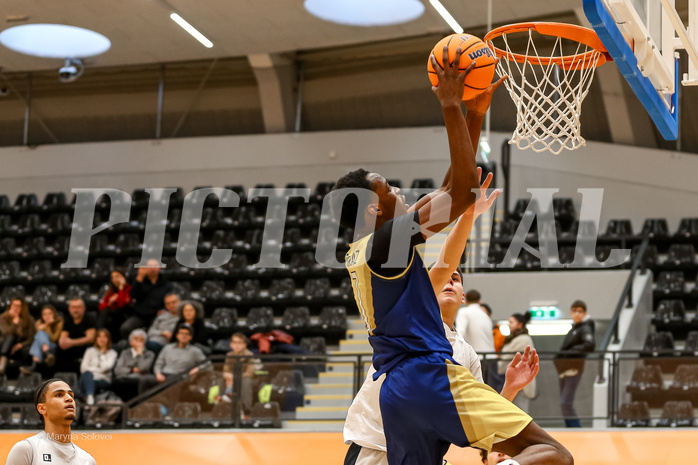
xmin=6 ymin=379 xmax=97 ymax=465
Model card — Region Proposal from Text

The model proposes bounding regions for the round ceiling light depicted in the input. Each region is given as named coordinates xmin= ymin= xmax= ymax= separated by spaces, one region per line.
xmin=303 ymin=0 xmax=425 ymax=27
xmin=0 ymin=24 xmax=111 ymax=59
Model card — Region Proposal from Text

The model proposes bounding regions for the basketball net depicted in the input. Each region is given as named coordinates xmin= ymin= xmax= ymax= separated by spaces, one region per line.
xmin=485 ymin=24 xmax=606 ymax=154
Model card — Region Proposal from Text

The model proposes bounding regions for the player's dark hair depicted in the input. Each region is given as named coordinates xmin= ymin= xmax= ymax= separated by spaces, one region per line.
xmin=480 ymin=303 xmax=492 ymax=317
xmin=479 ymin=449 xmax=488 ymax=463
xmin=453 ymin=267 xmax=463 ymax=283
xmin=465 ymin=289 xmax=481 ymax=303
xmin=571 ymin=300 xmax=587 ymax=312
xmin=512 ymin=311 xmax=531 ymax=327
xmin=331 ymin=168 xmax=372 ymax=229
xmin=34 ymin=378 xmax=65 ymax=425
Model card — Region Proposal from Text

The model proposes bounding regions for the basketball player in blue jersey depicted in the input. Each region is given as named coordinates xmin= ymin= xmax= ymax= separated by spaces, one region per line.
xmin=332 ymin=45 xmax=573 ymax=465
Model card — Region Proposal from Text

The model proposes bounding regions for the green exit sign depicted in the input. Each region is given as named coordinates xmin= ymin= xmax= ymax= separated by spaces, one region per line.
xmin=529 ymin=306 xmax=559 ymax=319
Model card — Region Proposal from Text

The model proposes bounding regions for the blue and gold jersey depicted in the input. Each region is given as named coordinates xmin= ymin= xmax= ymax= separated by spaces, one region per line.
xmin=345 ymin=213 xmax=453 ymax=378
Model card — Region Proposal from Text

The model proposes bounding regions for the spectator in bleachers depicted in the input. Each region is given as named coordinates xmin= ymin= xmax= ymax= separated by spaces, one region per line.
xmin=0 ymin=297 xmax=35 ymax=375
xmin=57 ymin=298 xmax=96 ymax=373
xmin=222 ymin=333 xmax=259 ymax=412
xmin=481 ymin=303 xmax=505 ymax=352
xmin=78 ymin=329 xmax=117 ymax=405
xmin=497 ymin=311 xmax=536 ymax=413
xmin=121 ymin=259 xmax=173 ymax=340
xmin=454 ymin=290 xmax=494 ymax=353
xmin=21 ymin=305 xmax=63 ymax=373
xmin=169 ymin=300 xmax=209 ymax=354
xmin=113 ymin=329 xmax=154 ymax=401
xmin=138 ymin=323 xmax=207 ymax=394
xmin=146 ymin=293 xmax=181 ymax=353
xmin=98 ymin=268 xmax=131 ymax=342
xmin=555 ymin=300 xmax=595 ymax=427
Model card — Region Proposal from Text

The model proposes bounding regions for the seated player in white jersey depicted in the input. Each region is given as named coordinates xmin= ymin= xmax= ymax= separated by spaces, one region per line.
xmin=5 ymin=378 xmax=97 ymax=465
xmin=343 ymin=170 xmax=539 ymax=465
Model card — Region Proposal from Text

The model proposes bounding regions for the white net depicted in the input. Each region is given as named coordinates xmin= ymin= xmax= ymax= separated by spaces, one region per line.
xmin=487 ymin=27 xmax=604 ymax=154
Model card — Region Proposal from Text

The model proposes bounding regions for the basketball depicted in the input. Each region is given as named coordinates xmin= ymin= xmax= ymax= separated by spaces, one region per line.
xmin=427 ymin=33 xmax=496 ymax=100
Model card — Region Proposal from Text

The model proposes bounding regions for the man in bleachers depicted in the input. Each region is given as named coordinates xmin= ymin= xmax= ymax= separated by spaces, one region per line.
xmin=137 ymin=323 xmax=207 ymax=394
xmin=121 ymin=259 xmax=173 ymax=340
xmin=56 ymin=298 xmax=96 ymax=373
xmin=146 ymin=292 xmax=181 ymax=353
xmin=113 ymin=329 xmax=155 ymax=401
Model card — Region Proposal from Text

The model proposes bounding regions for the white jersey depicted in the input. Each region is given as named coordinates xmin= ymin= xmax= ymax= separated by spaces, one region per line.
xmin=5 ymin=432 xmax=96 ymax=465
xmin=454 ymin=303 xmax=495 ymax=353
xmin=343 ymin=323 xmax=482 ymax=450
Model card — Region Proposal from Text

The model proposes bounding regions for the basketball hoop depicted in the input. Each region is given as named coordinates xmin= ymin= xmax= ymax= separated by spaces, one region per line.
xmin=484 ymin=23 xmax=610 ymax=154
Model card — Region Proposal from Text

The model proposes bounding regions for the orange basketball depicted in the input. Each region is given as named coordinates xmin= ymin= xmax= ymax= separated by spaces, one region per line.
xmin=427 ymin=33 xmax=496 ymax=101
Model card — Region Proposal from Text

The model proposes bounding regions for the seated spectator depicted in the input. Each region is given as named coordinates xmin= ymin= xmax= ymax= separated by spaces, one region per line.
xmin=21 ymin=305 xmax=63 ymax=373
xmin=497 ymin=312 xmax=536 ymax=413
xmin=57 ymin=298 xmax=96 ymax=373
xmin=78 ymin=329 xmax=117 ymax=405
xmin=222 ymin=333 xmax=260 ymax=413
xmin=138 ymin=323 xmax=207 ymax=394
xmin=146 ymin=293 xmax=181 ymax=353
xmin=169 ymin=300 xmax=209 ymax=354
xmin=113 ymin=329 xmax=155 ymax=400
xmin=0 ymin=298 xmax=36 ymax=375
xmin=121 ymin=259 xmax=173 ymax=340
xmin=98 ymin=268 xmax=132 ymax=342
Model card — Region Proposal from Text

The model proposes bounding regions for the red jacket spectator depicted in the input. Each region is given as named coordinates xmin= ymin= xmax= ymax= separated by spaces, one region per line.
xmin=250 ymin=330 xmax=294 ymax=354
xmin=98 ymin=285 xmax=132 ymax=312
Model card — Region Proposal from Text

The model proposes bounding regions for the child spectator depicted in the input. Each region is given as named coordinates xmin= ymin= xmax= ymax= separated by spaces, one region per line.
xmin=222 ymin=333 xmax=259 ymax=413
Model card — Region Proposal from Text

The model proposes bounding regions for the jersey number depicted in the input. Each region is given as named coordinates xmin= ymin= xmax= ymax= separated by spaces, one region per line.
xmin=350 ymin=271 xmax=371 ymax=334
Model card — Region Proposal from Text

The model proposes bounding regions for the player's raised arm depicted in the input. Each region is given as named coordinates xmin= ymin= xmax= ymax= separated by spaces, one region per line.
xmin=428 ymin=168 xmax=499 ymax=295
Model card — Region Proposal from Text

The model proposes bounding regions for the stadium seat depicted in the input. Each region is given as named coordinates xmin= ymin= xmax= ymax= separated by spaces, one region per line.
xmin=242 ymin=229 xmax=264 ymax=250
xmin=211 ymin=230 xmax=237 ymax=250
xmin=234 ymin=279 xmax=261 ymax=301
xmin=20 ymin=405 xmax=43 ymax=427
xmin=552 ymin=198 xmax=576 ymax=231
xmin=282 ymin=228 xmax=302 ymax=248
xmin=0 ymin=238 xmax=17 ymax=259
xmin=514 ymin=250 xmax=541 ymax=270
xmin=13 ymin=193 xmax=39 ymax=212
xmin=250 ymin=401 xmax=281 ymax=422
xmin=386 ymin=179 xmax=402 ymax=189
xmin=16 ymin=213 xmax=41 ymax=235
xmin=31 ymin=285 xmax=58 ymax=311
xmin=171 ymin=281 xmax=192 ymax=300
xmin=209 ymin=402 xmax=234 ymax=426
xmin=295 ymin=204 xmax=321 ymax=225
xmin=299 ymin=336 xmax=326 ymax=355
xmin=669 ymin=365 xmax=698 ymax=393
xmin=676 ymin=218 xmax=698 ymax=239
xmin=411 ymin=178 xmax=435 ymax=189
xmin=170 ymin=402 xmax=201 ymax=426
xmin=627 ymin=365 xmax=663 ymax=394
xmin=208 ymin=307 xmax=238 ymax=334
xmin=684 ymin=332 xmax=698 ymax=356
xmin=631 ymin=244 xmax=659 ymax=268
xmin=224 ymin=185 xmax=247 ymax=204
xmin=14 ymin=372 xmax=42 ymax=396
xmin=338 ymin=278 xmax=353 ymax=300
xmin=0 ymin=404 xmax=13 ymax=427
xmin=604 ymin=219 xmax=634 ymax=238
xmin=289 ymin=251 xmax=320 ymax=275
xmin=511 ymin=198 xmax=540 ymax=221
xmin=246 ymin=307 xmax=274 ymax=333
xmin=665 ymin=244 xmax=697 ymax=267
xmin=50 ymin=236 xmax=71 ymax=258
xmin=642 ymin=331 xmax=675 ymax=357
xmin=0 ymin=195 xmax=10 ymax=214
xmin=91 ymin=258 xmax=115 ymax=281
xmin=127 ymin=402 xmax=163 ymax=427
xmin=54 ymin=372 xmax=79 ymax=390
xmin=26 ymin=260 xmax=54 ymax=283
xmin=167 ymin=209 xmax=182 ymax=230
xmin=269 ymin=278 xmax=296 ymax=301
xmin=222 ymin=254 xmax=249 ymax=277
xmin=0 ymin=285 xmax=26 ymax=306
xmin=198 ymin=280 xmax=226 ymax=304
xmin=653 ymin=300 xmax=686 ymax=325
xmin=657 ymin=401 xmax=694 ymax=427
xmin=65 ymin=283 xmax=91 ymax=301
xmin=281 ymin=307 xmax=310 ymax=332
xmin=21 ymin=236 xmax=46 ymax=260
xmin=312 ymin=182 xmax=334 ymax=203
xmin=41 ymin=192 xmax=68 ymax=212
xmin=270 ymin=369 xmax=305 ymax=411
xmin=0 ymin=215 xmax=11 ymax=235
xmin=616 ymin=401 xmax=650 ymax=427
xmin=655 ymin=271 xmax=685 ymax=294
xmin=303 ymin=278 xmax=331 ymax=301
xmin=318 ymin=306 xmax=347 ymax=331
xmin=114 ymin=233 xmax=141 ymax=254
xmin=641 ymin=218 xmax=670 ymax=238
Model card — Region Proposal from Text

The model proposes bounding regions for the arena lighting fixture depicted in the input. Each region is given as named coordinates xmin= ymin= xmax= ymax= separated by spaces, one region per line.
xmin=170 ymin=13 xmax=213 ymax=48
xmin=428 ymin=0 xmax=463 ymax=34
xmin=303 ymin=0 xmax=425 ymax=27
xmin=0 ymin=23 xmax=111 ymax=59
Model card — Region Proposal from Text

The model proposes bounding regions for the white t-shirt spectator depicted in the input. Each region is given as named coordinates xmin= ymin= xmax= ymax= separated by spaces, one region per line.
xmin=454 ymin=303 xmax=495 ymax=353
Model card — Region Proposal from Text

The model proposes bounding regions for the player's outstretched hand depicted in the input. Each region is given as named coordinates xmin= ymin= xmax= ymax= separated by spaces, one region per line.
xmin=466 ymin=167 xmax=500 ymax=219
xmin=503 ymin=345 xmax=540 ymax=394
xmin=463 ymin=59 xmax=508 ymax=116
xmin=430 ymin=44 xmax=475 ymax=107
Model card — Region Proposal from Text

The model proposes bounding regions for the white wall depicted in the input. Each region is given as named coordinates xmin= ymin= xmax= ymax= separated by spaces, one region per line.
xmin=1 ymin=128 xmax=697 ymax=232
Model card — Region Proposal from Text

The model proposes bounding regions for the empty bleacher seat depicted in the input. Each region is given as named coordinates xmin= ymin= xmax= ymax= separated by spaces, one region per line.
xmin=15 ymin=214 xmax=41 ymax=235
xmin=665 ymin=244 xmax=697 ymax=267
xmin=318 ymin=306 xmax=347 ymax=331
xmin=684 ymin=332 xmax=698 ymax=356
xmin=14 ymin=372 xmax=42 ymax=396
xmin=631 ymin=244 xmax=659 ymax=267
xmin=0 ymin=404 xmax=13 ymax=427
xmin=198 ymin=280 xmax=225 ymax=303
xmin=0 ymin=195 xmax=10 ymax=214
xmin=657 ymin=401 xmax=694 ymax=427
xmin=605 ymin=219 xmax=634 ymax=237
xmin=50 ymin=236 xmax=71 ymax=257
xmin=246 ymin=307 xmax=274 ymax=333
xmin=271 ymin=369 xmax=305 ymax=411
xmin=281 ymin=307 xmax=310 ymax=332
xmin=250 ymin=401 xmax=281 ymax=421
xmin=170 ymin=402 xmax=201 ymax=425
xmin=676 ymin=218 xmax=698 ymax=239
xmin=41 ymin=192 xmax=67 ymax=212
xmin=91 ymin=258 xmax=115 ymax=281
xmin=410 ymin=178 xmax=435 ymax=189
xmin=653 ymin=300 xmax=686 ymax=325
xmin=31 ymin=285 xmax=58 ymax=310
xmin=22 ymin=236 xmax=47 ymax=259
xmin=13 ymin=193 xmax=39 ymax=212
xmin=54 ymin=372 xmax=79 ymax=389
xmin=20 ymin=405 xmax=43 ymax=427
xmin=234 ymin=279 xmax=261 ymax=301
xmin=209 ymin=402 xmax=234 ymax=426
xmin=642 ymin=331 xmax=675 ymax=356
xmin=655 ymin=271 xmax=685 ymax=294
xmin=641 ymin=218 xmax=670 ymax=238
xmin=0 ymin=285 xmax=26 ymax=306
xmin=552 ymin=198 xmax=576 ymax=231
xmin=616 ymin=401 xmax=650 ymax=427
xmin=312 ymin=182 xmax=334 ymax=203
xmin=627 ymin=365 xmax=663 ymax=394
xmin=26 ymin=260 xmax=53 ymax=282
xmin=224 ymin=185 xmax=247 ymax=204
xmin=269 ymin=278 xmax=295 ymax=301
xmin=0 ymin=238 xmax=17 ymax=259
xmin=303 ymin=278 xmax=331 ymax=300
xmin=669 ymin=365 xmax=698 ymax=393
xmin=128 ymin=402 xmax=163 ymax=427
xmin=208 ymin=308 xmax=237 ymax=333
xmin=299 ymin=336 xmax=326 ymax=355
xmin=171 ymin=281 xmax=192 ymax=300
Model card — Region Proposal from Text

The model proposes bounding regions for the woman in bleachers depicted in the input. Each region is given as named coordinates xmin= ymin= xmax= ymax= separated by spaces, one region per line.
xmin=170 ymin=300 xmax=209 ymax=354
xmin=0 ymin=298 xmax=36 ymax=375
xmin=78 ymin=329 xmax=117 ymax=405
xmin=497 ymin=311 xmax=536 ymax=413
xmin=97 ymin=268 xmax=132 ymax=342
xmin=21 ymin=305 xmax=63 ymax=373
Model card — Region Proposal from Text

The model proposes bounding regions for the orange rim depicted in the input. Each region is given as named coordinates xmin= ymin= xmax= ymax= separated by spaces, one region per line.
xmin=484 ymin=22 xmax=611 ymax=70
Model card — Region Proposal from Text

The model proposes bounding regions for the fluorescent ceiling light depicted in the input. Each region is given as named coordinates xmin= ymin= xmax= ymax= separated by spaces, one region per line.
xmin=170 ymin=13 xmax=213 ymax=48
xmin=0 ymin=24 xmax=110 ymax=59
xmin=429 ymin=0 xmax=463 ymax=34
xmin=304 ymin=0 xmax=424 ymax=27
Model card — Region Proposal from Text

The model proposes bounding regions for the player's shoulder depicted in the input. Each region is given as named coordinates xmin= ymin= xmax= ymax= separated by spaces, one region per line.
xmin=74 ymin=443 xmax=97 ymax=465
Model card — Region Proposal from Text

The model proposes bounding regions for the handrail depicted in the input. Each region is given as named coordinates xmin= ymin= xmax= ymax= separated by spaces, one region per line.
xmin=596 ymin=237 xmax=650 ymax=382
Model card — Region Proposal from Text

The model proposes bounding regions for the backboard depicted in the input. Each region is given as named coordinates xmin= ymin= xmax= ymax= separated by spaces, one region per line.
xmin=583 ymin=0 xmax=698 ymax=141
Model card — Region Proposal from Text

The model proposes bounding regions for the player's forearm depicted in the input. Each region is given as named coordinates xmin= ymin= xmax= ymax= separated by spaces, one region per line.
xmin=500 ymin=382 xmax=519 ymax=402
xmin=442 ymin=104 xmax=478 ymax=216
xmin=429 ymin=212 xmax=475 ymax=293
xmin=465 ymin=110 xmax=486 ymax=154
